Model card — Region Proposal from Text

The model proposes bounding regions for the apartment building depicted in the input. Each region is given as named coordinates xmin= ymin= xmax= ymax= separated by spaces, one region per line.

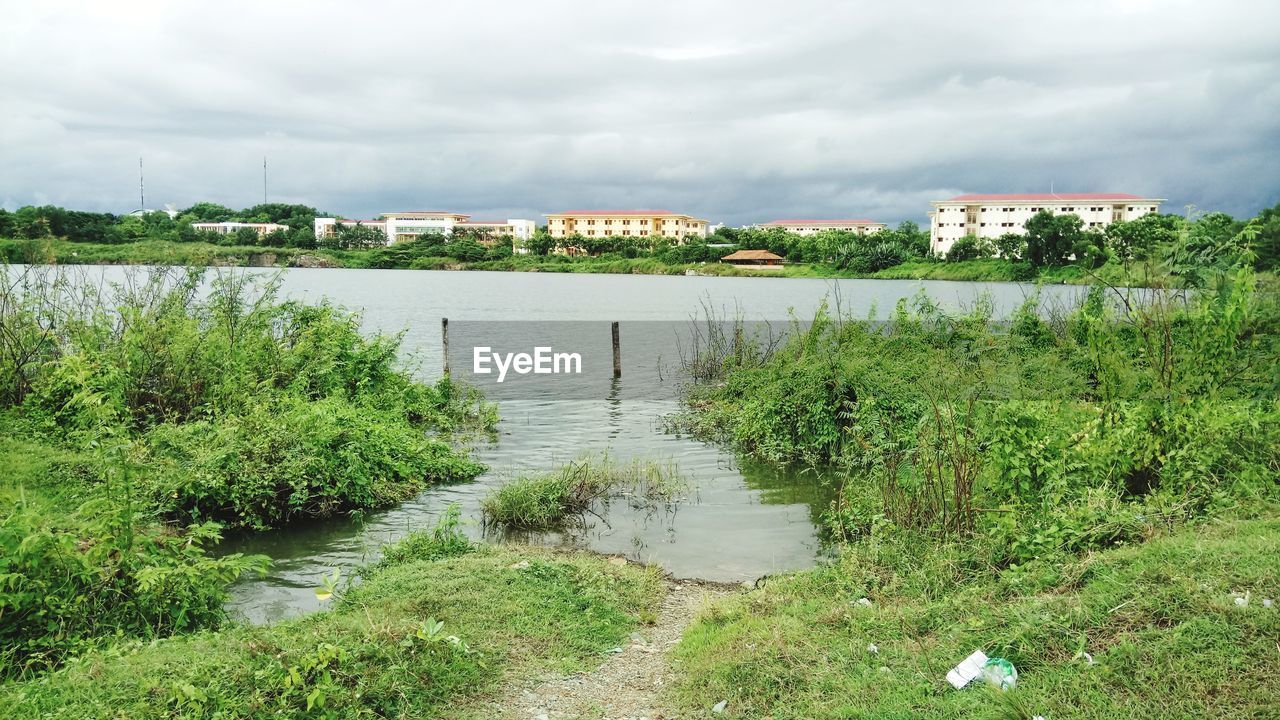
xmin=544 ymin=210 xmax=709 ymax=242
xmin=929 ymin=193 xmax=1164 ymax=255
xmin=191 ymin=221 xmax=289 ymax=237
xmin=313 ymin=213 xmax=536 ymax=244
xmin=758 ymin=218 xmax=887 ymax=236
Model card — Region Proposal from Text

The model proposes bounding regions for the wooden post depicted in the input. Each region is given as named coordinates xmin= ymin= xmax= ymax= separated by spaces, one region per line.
xmin=611 ymin=321 xmax=621 ymax=378
xmin=441 ymin=318 xmax=450 ymax=376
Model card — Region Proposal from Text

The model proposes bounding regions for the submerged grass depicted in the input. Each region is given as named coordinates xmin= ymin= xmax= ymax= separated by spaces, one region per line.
xmin=670 ymin=514 xmax=1280 ymax=719
xmin=481 ymin=455 xmax=689 ymax=529
xmin=0 ymin=516 xmax=665 ymax=719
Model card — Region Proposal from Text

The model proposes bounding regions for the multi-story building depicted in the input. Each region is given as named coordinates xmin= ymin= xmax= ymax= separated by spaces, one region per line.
xmin=313 ymin=218 xmax=386 ymax=240
xmin=758 ymin=218 xmax=887 ymax=236
xmin=455 ymin=219 xmax=538 ymax=243
xmin=929 ymin=193 xmax=1164 ymax=256
xmin=544 ymin=210 xmax=709 ymax=242
xmin=191 ymin=221 xmax=289 ymax=237
xmin=313 ymin=213 xmax=536 ymax=244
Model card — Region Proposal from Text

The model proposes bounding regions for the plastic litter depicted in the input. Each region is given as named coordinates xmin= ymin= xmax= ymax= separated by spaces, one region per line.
xmin=867 ymin=643 xmax=879 ymax=654
xmin=1263 ymin=598 xmax=1273 ymax=608
xmin=946 ymin=649 xmax=988 ymax=689
xmin=711 ymin=700 xmax=728 ymax=713
xmin=853 ymin=597 xmax=873 ymax=607
xmin=981 ymin=657 xmax=1018 ymax=690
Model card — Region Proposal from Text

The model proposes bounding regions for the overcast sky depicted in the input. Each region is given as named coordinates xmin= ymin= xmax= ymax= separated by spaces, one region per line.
xmin=1 ymin=0 xmax=1277 ymax=226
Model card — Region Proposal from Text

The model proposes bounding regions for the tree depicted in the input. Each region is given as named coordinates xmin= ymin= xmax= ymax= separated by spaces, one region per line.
xmin=1253 ymin=202 xmax=1280 ymax=271
xmin=1023 ymin=211 xmax=1083 ymax=268
xmin=523 ymin=230 xmax=557 ymax=256
xmin=262 ymin=229 xmax=289 ymax=248
xmin=945 ymin=235 xmax=995 ymax=262
xmin=441 ymin=238 xmax=483 ymax=261
xmin=1105 ymin=213 xmax=1179 ymax=261
xmin=992 ymin=233 xmax=1027 ymax=261
xmin=178 ymin=202 xmax=236 ymax=223
xmin=893 ymin=220 xmax=931 ymax=257
xmin=321 ymin=223 xmax=385 ymax=250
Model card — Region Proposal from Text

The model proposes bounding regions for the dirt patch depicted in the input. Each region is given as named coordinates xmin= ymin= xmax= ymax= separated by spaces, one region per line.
xmin=492 ymin=579 xmax=735 ymax=720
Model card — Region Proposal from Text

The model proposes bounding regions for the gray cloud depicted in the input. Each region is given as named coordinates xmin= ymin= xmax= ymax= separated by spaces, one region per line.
xmin=1 ymin=0 xmax=1277 ymax=225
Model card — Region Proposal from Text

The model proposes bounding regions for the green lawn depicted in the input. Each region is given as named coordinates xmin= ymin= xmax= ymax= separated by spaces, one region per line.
xmin=670 ymin=516 xmax=1280 ymax=719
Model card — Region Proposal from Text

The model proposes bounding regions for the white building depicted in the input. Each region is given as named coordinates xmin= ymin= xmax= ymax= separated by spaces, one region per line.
xmin=314 ymin=213 xmax=536 ymax=244
xmin=313 ymin=218 xmax=386 ymax=240
xmin=758 ymin=218 xmax=887 ymax=236
xmin=929 ymin=193 xmax=1164 ymax=256
xmin=191 ymin=221 xmax=288 ymax=237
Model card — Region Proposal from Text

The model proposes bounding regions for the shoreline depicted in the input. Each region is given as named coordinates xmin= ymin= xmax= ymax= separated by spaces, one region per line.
xmin=3 ymin=238 xmax=1155 ymax=286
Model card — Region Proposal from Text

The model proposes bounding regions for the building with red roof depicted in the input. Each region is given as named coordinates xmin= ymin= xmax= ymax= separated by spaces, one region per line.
xmin=929 ymin=192 xmax=1165 ymax=256
xmin=544 ymin=210 xmax=709 ymax=242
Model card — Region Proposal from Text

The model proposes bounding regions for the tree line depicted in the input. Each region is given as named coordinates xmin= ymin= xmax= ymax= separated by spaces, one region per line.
xmin=3 ymin=201 xmax=1278 ymax=273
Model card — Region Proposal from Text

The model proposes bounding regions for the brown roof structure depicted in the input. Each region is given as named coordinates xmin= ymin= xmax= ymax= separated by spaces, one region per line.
xmin=721 ymin=249 xmax=784 ymax=262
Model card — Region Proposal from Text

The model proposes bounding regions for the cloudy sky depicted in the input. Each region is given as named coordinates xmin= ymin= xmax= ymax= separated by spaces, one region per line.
xmin=1 ymin=0 xmax=1277 ymax=226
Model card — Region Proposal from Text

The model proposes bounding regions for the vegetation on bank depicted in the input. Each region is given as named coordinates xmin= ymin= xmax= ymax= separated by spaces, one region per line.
xmin=0 ymin=265 xmax=495 ymax=676
xmin=0 ymin=512 xmax=664 ymax=719
xmin=673 ymin=516 xmax=1279 ymax=719
xmin=481 ymin=456 xmax=688 ymax=529
xmin=666 ymin=218 xmax=1280 ymax=716
xmin=4 ymin=200 xmax=1278 ymax=287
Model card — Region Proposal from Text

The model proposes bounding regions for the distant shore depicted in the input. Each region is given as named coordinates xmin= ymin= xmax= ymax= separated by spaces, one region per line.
xmin=1 ymin=237 xmax=1163 ymax=286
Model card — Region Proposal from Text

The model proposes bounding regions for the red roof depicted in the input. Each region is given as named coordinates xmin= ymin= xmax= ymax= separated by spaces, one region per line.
xmin=762 ymin=219 xmax=882 ymax=226
xmin=548 ymin=209 xmax=678 ymax=216
xmin=944 ymin=193 xmax=1150 ymax=202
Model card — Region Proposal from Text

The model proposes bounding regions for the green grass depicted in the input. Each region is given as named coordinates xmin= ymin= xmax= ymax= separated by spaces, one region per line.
xmin=0 ymin=540 xmax=664 ymax=719
xmin=670 ymin=515 xmax=1280 ymax=719
xmin=481 ymin=456 xmax=688 ymax=529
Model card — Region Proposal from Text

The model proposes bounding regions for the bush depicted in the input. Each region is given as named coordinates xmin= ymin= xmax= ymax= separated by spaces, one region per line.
xmin=482 ymin=456 xmax=687 ymax=529
xmin=146 ymin=395 xmax=486 ymax=529
xmin=0 ymin=442 xmax=266 ymax=678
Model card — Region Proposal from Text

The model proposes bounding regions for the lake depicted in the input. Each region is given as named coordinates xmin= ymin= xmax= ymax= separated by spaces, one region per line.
xmin=170 ymin=268 xmax=1089 ymax=623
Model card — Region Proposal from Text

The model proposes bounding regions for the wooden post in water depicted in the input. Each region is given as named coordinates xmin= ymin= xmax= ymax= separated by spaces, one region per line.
xmin=441 ymin=318 xmax=450 ymax=376
xmin=611 ymin=321 xmax=621 ymax=378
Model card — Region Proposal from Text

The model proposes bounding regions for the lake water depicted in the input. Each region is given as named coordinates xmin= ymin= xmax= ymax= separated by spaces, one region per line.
xmin=163 ymin=268 xmax=1087 ymax=623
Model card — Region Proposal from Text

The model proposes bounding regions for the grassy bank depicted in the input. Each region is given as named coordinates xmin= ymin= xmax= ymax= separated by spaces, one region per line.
xmin=0 ymin=265 xmax=495 ymax=676
xmin=666 ymin=222 xmax=1279 ymax=716
xmin=671 ymin=515 xmax=1279 ymax=719
xmin=0 ymin=517 xmax=664 ymax=719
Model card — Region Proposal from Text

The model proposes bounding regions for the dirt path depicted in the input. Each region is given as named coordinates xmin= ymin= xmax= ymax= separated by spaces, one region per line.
xmin=493 ymin=580 xmax=736 ymax=720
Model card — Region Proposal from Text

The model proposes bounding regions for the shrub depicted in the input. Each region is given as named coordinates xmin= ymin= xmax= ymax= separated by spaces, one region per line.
xmin=146 ymin=395 xmax=486 ymax=529
xmin=0 ymin=491 xmax=266 ymax=678
xmin=482 ymin=456 xmax=687 ymax=529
